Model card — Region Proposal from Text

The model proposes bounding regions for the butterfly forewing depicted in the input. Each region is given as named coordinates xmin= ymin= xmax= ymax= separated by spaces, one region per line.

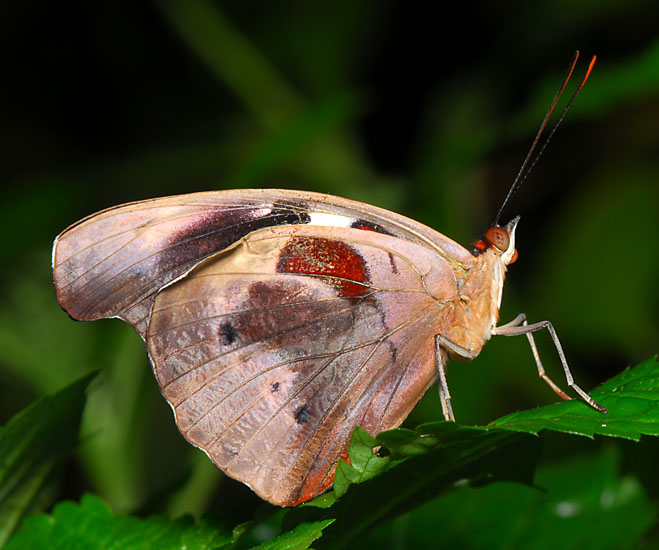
xmin=53 ymin=194 xmax=307 ymax=337
xmin=147 ymin=224 xmax=457 ymax=505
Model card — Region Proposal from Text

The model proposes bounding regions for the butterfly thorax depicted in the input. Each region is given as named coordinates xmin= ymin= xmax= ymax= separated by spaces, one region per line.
xmin=439 ymin=248 xmax=507 ymax=359
xmin=438 ymin=212 xmax=519 ymax=361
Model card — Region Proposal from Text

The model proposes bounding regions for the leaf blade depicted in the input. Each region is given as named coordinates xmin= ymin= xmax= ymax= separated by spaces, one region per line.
xmin=0 ymin=372 xmax=96 ymax=546
xmin=491 ymin=358 xmax=659 ymax=440
xmin=5 ymin=493 xmax=233 ymax=550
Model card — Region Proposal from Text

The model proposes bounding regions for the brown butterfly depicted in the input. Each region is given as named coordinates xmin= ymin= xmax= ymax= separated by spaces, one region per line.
xmin=52 ymin=53 xmax=605 ymax=507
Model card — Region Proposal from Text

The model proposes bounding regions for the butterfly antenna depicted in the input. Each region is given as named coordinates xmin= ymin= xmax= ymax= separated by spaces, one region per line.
xmin=493 ymin=51 xmax=595 ymax=226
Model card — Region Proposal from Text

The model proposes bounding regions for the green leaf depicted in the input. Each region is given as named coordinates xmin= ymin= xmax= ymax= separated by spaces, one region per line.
xmin=5 ymin=493 xmax=232 ymax=550
xmin=300 ymin=492 xmax=336 ymax=509
xmin=491 ymin=357 xmax=659 ymax=440
xmin=0 ymin=372 xmax=96 ymax=546
xmin=333 ymin=427 xmax=390 ymax=498
xmin=6 ymin=493 xmax=333 ymax=550
xmin=252 ymin=519 xmax=334 ymax=550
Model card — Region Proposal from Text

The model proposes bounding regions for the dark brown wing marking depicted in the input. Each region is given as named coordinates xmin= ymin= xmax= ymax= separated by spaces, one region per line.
xmin=162 ymin=297 xmax=369 ymax=412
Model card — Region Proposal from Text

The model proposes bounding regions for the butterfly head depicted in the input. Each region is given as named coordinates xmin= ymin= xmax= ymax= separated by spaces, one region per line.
xmin=471 ymin=215 xmax=519 ymax=266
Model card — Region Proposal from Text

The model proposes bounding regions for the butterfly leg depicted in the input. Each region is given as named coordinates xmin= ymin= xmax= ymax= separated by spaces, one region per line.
xmin=436 ymin=334 xmax=478 ymax=360
xmin=495 ymin=313 xmax=527 ymax=330
xmin=496 ymin=315 xmax=570 ymax=399
xmin=434 ymin=335 xmax=455 ymax=421
xmin=434 ymin=334 xmax=479 ymax=421
xmin=493 ymin=317 xmax=607 ymax=414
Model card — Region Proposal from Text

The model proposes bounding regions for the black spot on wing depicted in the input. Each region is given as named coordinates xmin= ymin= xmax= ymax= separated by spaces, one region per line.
xmin=270 ymin=381 xmax=280 ymax=392
xmin=219 ymin=322 xmax=238 ymax=345
xmin=294 ymin=404 xmax=310 ymax=424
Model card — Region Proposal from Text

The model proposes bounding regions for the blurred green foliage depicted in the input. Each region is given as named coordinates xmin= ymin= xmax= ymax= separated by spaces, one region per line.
xmin=0 ymin=373 xmax=93 ymax=546
xmin=0 ymin=0 xmax=657 ymax=547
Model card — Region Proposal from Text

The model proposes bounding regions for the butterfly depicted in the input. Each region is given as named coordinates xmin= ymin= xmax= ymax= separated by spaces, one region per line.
xmin=51 ymin=53 xmax=605 ymax=507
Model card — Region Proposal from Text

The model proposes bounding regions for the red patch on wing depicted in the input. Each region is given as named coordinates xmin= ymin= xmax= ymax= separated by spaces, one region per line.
xmin=277 ymin=236 xmax=370 ymax=302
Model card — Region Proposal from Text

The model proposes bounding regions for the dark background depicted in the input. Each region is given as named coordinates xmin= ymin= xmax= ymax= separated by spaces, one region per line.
xmin=1 ymin=0 xmax=657 ymax=536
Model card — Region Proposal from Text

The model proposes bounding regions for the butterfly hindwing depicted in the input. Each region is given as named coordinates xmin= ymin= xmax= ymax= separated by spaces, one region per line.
xmin=147 ymin=224 xmax=458 ymax=505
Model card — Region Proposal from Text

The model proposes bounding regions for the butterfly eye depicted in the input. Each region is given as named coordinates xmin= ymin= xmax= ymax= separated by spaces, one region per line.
xmin=509 ymin=248 xmax=518 ymax=264
xmin=471 ymin=239 xmax=487 ymax=252
xmin=485 ymin=226 xmax=510 ymax=252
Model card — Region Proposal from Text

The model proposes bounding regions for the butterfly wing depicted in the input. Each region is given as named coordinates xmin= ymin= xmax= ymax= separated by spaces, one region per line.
xmin=147 ymin=223 xmax=459 ymax=505
xmin=53 ymin=189 xmax=474 ymax=505
xmin=53 ymin=190 xmax=471 ymax=338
